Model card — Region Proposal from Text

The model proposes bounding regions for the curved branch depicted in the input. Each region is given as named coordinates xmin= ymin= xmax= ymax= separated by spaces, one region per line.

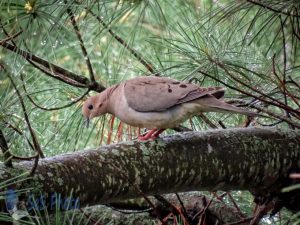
xmin=21 ymin=73 xmax=90 ymax=111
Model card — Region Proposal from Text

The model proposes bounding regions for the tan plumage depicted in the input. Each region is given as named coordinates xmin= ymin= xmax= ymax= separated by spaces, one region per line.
xmin=82 ymin=76 xmax=258 ymax=140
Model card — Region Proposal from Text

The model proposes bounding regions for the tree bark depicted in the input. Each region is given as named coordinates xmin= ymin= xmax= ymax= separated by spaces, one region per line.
xmin=0 ymin=127 xmax=299 ymax=208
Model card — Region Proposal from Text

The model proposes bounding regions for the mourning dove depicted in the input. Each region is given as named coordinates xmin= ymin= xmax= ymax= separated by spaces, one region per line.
xmin=82 ymin=76 xmax=258 ymax=140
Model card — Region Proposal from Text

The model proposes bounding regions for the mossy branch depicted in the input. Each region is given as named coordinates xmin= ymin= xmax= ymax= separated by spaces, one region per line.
xmin=0 ymin=128 xmax=299 ymax=209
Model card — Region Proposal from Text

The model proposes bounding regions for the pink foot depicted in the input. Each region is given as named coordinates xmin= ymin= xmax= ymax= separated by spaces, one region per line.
xmin=138 ymin=129 xmax=157 ymax=141
xmin=150 ymin=129 xmax=165 ymax=140
xmin=137 ymin=129 xmax=166 ymax=141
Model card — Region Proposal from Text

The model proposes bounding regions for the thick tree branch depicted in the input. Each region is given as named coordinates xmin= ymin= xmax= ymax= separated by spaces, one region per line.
xmin=0 ymin=128 xmax=299 ymax=209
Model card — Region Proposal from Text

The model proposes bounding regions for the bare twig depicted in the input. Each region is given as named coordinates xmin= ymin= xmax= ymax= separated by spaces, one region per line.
xmin=250 ymin=199 xmax=277 ymax=225
xmin=30 ymin=154 xmax=39 ymax=176
xmin=288 ymin=75 xmax=300 ymax=90
xmin=227 ymin=192 xmax=245 ymax=218
xmin=218 ymin=121 xmax=227 ymax=129
xmin=192 ymin=195 xmax=215 ymax=221
xmin=290 ymin=8 xmax=300 ymax=40
xmin=198 ymin=69 xmax=300 ymax=117
xmin=272 ymin=56 xmax=300 ymax=112
xmin=11 ymin=153 xmax=39 ymax=161
xmin=66 ymin=4 xmax=96 ymax=83
xmin=197 ymin=113 xmax=218 ymax=129
xmin=6 ymin=72 xmax=45 ymax=158
xmin=226 ymin=217 xmax=253 ymax=225
xmin=87 ymin=9 xmax=157 ymax=75
xmin=4 ymin=122 xmax=35 ymax=151
xmin=228 ymin=99 xmax=300 ymax=129
xmin=154 ymin=194 xmax=189 ymax=225
xmin=175 ymin=193 xmax=190 ymax=224
xmin=209 ymin=58 xmax=300 ymax=115
xmin=107 ymin=161 xmax=167 ymax=225
xmin=79 ymin=208 xmax=105 ymax=225
xmin=0 ymin=30 xmax=22 ymax=44
xmin=0 ymin=129 xmax=13 ymax=167
xmin=246 ymin=0 xmax=300 ymax=18
xmin=280 ymin=16 xmax=287 ymax=86
xmin=21 ymin=73 xmax=90 ymax=111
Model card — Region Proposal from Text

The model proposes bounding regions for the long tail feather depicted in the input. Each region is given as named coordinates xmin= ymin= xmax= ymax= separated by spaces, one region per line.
xmin=197 ymin=96 xmax=259 ymax=117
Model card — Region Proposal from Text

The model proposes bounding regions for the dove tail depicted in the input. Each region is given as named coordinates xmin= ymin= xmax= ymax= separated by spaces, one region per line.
xmin=197 ymin=96 xmax=259 ymax=117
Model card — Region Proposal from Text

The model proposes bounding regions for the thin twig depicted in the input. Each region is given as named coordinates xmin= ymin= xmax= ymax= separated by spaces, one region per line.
xmin=192 ymin=195 xmax=215 ymax=221
xmin=29 ymin=154 xmax=39 ymax=176
xmin=87 ymin=9 xmax=157 ymax=75
xmin=106 ymin=161 xmax=167 ymax=225
xmin=0 ymin=30 xmax=22 ymax=44
xmin=154 ymin=194 xmax=189 ymax=225
xmin=290 ymin=9 xmax=300 ymax=40
xmin=21 ymin=73 xmax=90 ymax=111
xmin=288 ymin=76 xmax=300 ymax=90
xmin=228 ymin=99 xmax=300 ymax=129
xmin=11 ymin=153 xmax=39 ymax=161
xmin=226 ymin=217 xmax=253 ymax=225
xmin=0 ymin=129 xmax=13 ymax=167
xmin=79 ymin=208 xmax=105 ymax=225
xmin=246 ymin=0 xmax=299 ymax=18
xmin=227 ymin=192 xmax=245 ymax=218
xmin=197 ymin=113 xmax=218 ymax=129
xmin=209 ymin=58 xmax=300 ymax=116
xmin=175 ymin=193 xmax=190 ymax=224
xmin=280 ymin=16 xmax=287 ymax=88
xmin=279 ymin=16 xmax=294 ymax=128
xmin=6 ymin=72 xmax=45 ymax=158
xmin=66 ymin=4 xmax=96 ymax=83
xmin=5 ymin=122 xmax=35 ymax=151
xmin=198 ymin=69 xmax=300 ymax=117
xmin=272 ymin=56 xmax=300 ymax=110
xmin=218 ymin=121 xmax=227 ymax=129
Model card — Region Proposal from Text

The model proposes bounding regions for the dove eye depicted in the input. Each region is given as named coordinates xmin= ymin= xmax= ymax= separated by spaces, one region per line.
xmin=88 ymin=104 xmax=93 ymax=110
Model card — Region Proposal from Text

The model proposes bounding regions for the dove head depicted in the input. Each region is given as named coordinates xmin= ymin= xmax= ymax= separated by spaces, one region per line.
xmin=82 ymin=93 xmax=109 ymax=126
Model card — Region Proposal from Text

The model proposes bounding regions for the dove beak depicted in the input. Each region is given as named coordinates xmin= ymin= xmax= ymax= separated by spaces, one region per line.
xmin=84 ymin=118 xmax=90 ymax=128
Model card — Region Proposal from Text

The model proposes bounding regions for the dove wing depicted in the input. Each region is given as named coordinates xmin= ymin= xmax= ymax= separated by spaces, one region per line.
xmin=124 ymin=76 xmax=225 ymax=112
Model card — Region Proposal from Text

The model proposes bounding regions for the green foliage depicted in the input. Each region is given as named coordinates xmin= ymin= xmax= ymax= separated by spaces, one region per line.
xmin=0 ymin=0 xmax=300 ymax=224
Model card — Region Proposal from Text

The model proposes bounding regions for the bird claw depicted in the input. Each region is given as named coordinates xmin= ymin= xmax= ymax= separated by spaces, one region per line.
xmin=137 ymin=129 xmax=165 ymax=141
xmin=137 ymin=135 xmax=154 ymax=141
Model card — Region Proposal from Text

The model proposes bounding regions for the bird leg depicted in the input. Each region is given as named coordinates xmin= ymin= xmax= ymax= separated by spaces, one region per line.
xmin=138 ymin=128 xmax=166 ymax=141
xmin=151 ymin=129 xmax=165 ymax=139
xmin=138 ymin=129 xmax=157 ymax=141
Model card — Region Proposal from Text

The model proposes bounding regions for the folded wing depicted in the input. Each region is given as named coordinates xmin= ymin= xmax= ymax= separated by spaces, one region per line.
xmin=124 ymin=76 xmax=225 ymax=112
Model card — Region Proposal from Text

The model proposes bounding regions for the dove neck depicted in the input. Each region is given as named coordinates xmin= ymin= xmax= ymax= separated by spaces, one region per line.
xmin=106 ymin=84 xmax=121 ymax=114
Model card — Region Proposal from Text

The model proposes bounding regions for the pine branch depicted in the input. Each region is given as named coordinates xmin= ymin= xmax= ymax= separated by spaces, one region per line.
xmin=0 ymin=42 xmax=105 ymax=92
